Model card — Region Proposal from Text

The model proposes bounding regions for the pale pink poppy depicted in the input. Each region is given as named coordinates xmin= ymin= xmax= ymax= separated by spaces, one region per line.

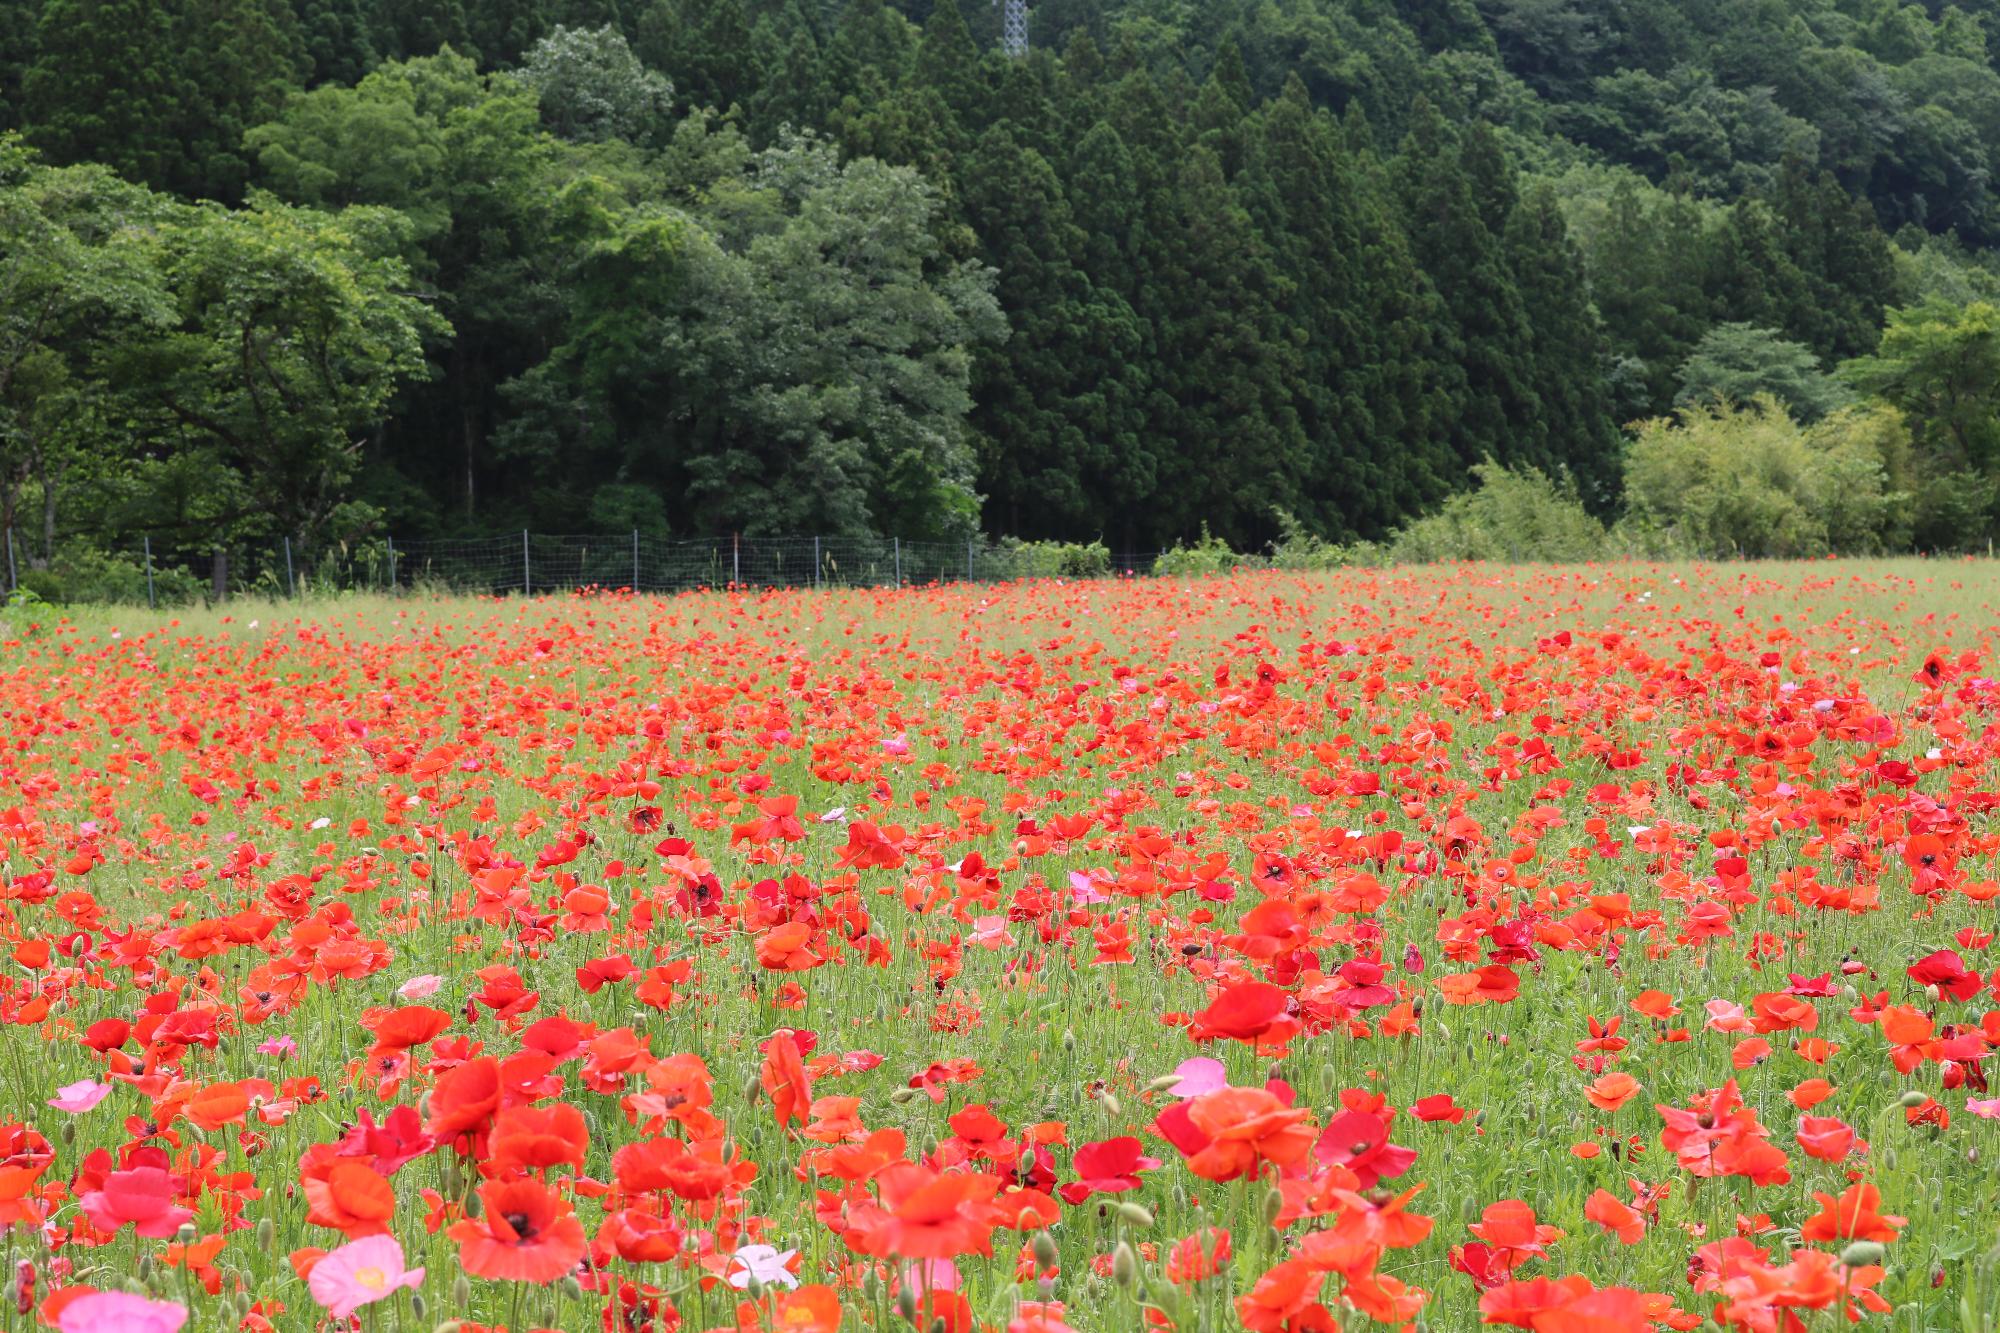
xmin=1968 ymin=1098 xmax=2000 ymax=1120
xmin=970 ymin=916 xmax=1015 ymax=950
xmin=308 ymin=1235 xmax=425 ymax=1319
xmin=725 ymin=1243 xmax=800 ymax=1290
xmin=47 ymin=1080 xmax=111 ymax=1114
xmin=396 ymin=974 xmax=444 ymax=1001
xmin=1703 ymin=999 xmax=1753 ymax=1033
xmin=1166 ymin=1057 xmax=1228 ymax=1099
xmin=57 ymin=1291 xmax=187 ymax=1333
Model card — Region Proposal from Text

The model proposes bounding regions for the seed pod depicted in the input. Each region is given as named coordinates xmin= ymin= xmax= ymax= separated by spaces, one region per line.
xmin=1062 ymin=1029 xmax=1077 ymax=1052
xmin=1839 ymin=1241 xmax=1886 ymax=1267
xmin=1111 ymin=1241 xmax=1138 ymax=1288
xmin=1116 ymin=1202 xmax=1154 ymax=1228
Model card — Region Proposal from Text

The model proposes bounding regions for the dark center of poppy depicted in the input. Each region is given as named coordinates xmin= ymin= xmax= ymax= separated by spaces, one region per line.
xmin=505 ymin=1211 xmax=537 ymax=1239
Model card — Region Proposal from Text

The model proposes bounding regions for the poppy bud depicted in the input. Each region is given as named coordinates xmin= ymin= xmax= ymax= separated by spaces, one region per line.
xmin=1111 ymin=1241 xmax=1138 ymax=1288
xmin=1096 ymin=1090 xmax=1122 ymax=1117
xmin=1063 ymin=1029 xmax=1077 ymax=1052
xmin=1261 ymin=1188 xmax=1283 ymax=1227
xmin=743 ymin=1072 xmax=762 ymax=1104
xmin=897 ymin=1284 xmax=919 ymax=1320
xmin=463 ymin=1189 xmax=482 ymax=1217
xmin=890 ymin=1087 xmax=921 ymax=1105
xmin=137 ymin=1258 xmax=154 ymax=1284
xmin=1032 ymin=1231 xmax=1059 ymax=1267
xmin=453 ymin=1273 xmax=472 ymax=1309
xmin=410 ymin=1293 xmax=427 ymax=1320
xmin=59 ymin=1122 xmax=73 ymax=1146
xmin=1969 ymin=1148 xmax=1980 ymax=1166
xmin=561 ymin=1277 xmax=584 ymax=1301
xmin=747 ymin=1276 xmax=766 ymax=1300
xmin=1144 ymin=1074 xmax=1181 ymax=1093
xmin=931 ymin=1321 xmax=948 ymax=1333
xmin=175 ymin=1222 xmax=196 ymax=1242
xmin=863 ymin=1271 xmax=881 ymax=1301
xmin=1839 ymin=1241 xmax=1886 ymax=1267
xmin=1116 ymin=1202 xmax=1154 ymax=1228
xmin=1898 ymin=1090 xmax=1927 ymax=1108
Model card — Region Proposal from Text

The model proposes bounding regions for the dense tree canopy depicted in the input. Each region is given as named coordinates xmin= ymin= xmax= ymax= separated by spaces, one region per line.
xmin=7 ymin=0 xmax=2000 ymax=564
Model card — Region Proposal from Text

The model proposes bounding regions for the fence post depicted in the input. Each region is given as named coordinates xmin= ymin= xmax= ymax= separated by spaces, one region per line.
xmin=632 ymin=530 xmax=640 ymax=593
xmin=143 ymin=536 xmax=155 ymax=610
xmin=212 ymin=548 xmax=228 ymax=603
xmin=284 ymin=536 xmax=295 ymax=598
xmin=893 ymin=536 xmax=902 ymax=588
xmin=3 ymin=527 xmax=14 ymax=595
xmin=967 ymin=538 xmax=974 ymax=581
xmin=814 ymin=536 xmax=821 ymax=590
xmin=522 ymin=529 xmax=531 ymax=595
xmin=732 ymin=533 xmax=740 ymax=588
xmin=386 ymin=536 xmax=397 ymax=594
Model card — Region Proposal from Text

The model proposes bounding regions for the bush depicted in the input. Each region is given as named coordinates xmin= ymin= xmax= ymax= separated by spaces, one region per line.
xmin=1155 ymin=526 xmax=1252 ymax=576
xmin=1388 ymin=462 xmax=1608 ymax=563
xmin=1618 ymin=398 xmax=1910 ymax=558
xmin=1266 ymin=510 xmax=1381 ymax=569
xmin=987 ymin=537 xmax=1112 ymax=578
xmin=16 ymin=542 xmax=204 ymax=606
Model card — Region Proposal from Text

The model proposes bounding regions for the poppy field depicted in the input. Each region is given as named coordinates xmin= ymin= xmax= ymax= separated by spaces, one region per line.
xmin=3 ymin=562 xmax=2000 ymax=1333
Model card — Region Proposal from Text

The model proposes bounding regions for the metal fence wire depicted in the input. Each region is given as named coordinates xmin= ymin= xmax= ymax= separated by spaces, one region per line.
xmin=4 ymin=530 xmax=1173 ymax=608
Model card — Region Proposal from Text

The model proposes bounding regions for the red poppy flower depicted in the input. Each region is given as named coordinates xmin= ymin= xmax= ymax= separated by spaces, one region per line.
xmin=448 ymin=1178 xmax=587 ymax=1283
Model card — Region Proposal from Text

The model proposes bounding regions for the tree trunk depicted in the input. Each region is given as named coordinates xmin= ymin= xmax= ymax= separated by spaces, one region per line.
xmin=212 ymin=548 xmax=229 ymax=603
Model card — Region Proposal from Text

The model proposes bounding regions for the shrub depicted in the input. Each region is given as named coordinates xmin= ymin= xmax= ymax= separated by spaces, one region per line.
xmin=1155 ymin=526 xmax=1252 ymax=576
xmin=17 ymin=542 xmax=204 ymax=606
xmin=1388 ymin=462 xmax=1608 ymax=563
xmin=1618 ymin=398 xmax=1909 ymax=558
xmin=1266 ymin=510 xmax=1381 ymax=569
xmin=987 ymin=537 xmax=1112 ymax=578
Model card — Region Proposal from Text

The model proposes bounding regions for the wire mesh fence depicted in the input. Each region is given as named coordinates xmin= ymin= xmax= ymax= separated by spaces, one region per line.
xmin=2 ymin=529 xmax=1172 ymax=608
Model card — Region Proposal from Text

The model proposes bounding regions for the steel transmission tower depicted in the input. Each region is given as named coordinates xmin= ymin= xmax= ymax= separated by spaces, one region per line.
xmin=998 ymin=0 xmax=1028 ymax=56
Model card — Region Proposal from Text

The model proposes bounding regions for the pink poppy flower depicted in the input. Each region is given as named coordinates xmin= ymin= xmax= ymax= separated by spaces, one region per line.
xmin=308 ymin=1234 xmax=425 ymax=1319
xmin=1166 ymin=1057 xmax=1228 ymax=1099
xmin=57 ymin=1291 xmax=187 ymax=1333
xmin=47 ymin=1080 xmax=111 ymax=1114
xmin=397 ymin=974 xmax=445 ymax=1001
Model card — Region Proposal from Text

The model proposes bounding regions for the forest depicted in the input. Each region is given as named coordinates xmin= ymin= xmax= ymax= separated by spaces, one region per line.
xmin=9 ymin=0 xmax=2000 ymax=574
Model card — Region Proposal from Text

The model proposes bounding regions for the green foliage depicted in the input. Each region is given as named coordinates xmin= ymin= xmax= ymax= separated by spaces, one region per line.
xmin=1266 ymin=509 xmax=1377 ymax=569
xmin=1388 ymin=461 xmax=1608 ymax=564
xmin=515 ymin=24 xmax=673 ymax=144
xmin=1621 ymin=399 xmax=1910 ymax=558
xmin=1676 ymin=323 xmax=1852 ymax=422
xmin=987 ymin=536 xmax=1112 ymax=578
xmin=15 ymin=540 xmax=204 ymax=605
xmin=11 ymin=0 xmax=2000 ymax=560
xmin=1154 ymin=526 xmax=1250 ymax=576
